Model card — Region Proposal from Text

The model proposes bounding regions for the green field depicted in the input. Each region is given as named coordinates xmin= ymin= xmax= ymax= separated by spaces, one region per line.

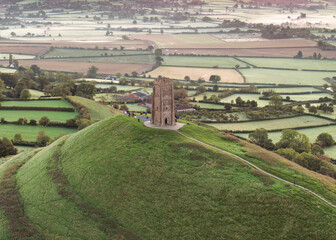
xmin=0 ymin=110 xmax=77 ymax=122
xmin=260 ymin=87 xmax=322 ymax=93
xmin=49 ymin=55 xmax=156 ymax=64
xmin=192 ymin=92 xmax=220 ymax=101
xmin=162 ymin=56 xmax=248 ymax=68
xmin=68 ymin=96 xmax=117 ymax=121
xmin=237 ymin=125 xmax=336 ymax=147
xmin=0 ymin=53 xmax=36 ymax=60
xmin=190 ymin=101 xmax=226 ymax=109
xmin=44 ymin=48 xmax=152 ymax=58
xmin=0 ymin=68 xmax=16 ymax=73
xmin=0 ymin=99 xmax=74 ymax=108
xmin=29 ymin=89 xmax=45 ymax=99
xmin=239 ymin=57 xmax=336 ymax=71
xmin=324 ymin=146 xmax=336 ymax=159
xmin=126 ymin=103 xmax=148 ymax=112
xmin=95 ymin=84 xmax=142 ymax=91
xmin=2 ymin=116 xmax=335 ymax=239
xmin=280 ymin=93 xmax=332 ymax=102
xmin=0 ymin=124 xmax=77 ymax=141
xmin=240 ymin=68 xmax=332 ymax=85
xmin=220 ymin=93 xmax=279 ymax=107
xmin=207 ymin=115 xmax=333 ymax=131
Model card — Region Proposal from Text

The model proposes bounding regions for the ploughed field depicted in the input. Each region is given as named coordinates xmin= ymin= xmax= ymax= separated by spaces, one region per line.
xmin=147 ymin=66 xmax=244 ymax=83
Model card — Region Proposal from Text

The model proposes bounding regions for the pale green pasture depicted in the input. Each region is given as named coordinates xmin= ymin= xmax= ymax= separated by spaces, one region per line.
xmin=240 ymin=68 xmax=332 ymax=85
xmin=239 ymin=57 xmax=336 ymax=71
xmin=208 ymin=116 xmax=332 ymax=131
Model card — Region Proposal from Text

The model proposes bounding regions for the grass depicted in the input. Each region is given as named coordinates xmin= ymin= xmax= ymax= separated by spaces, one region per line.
xmin=53 ymin=55 xmax=156 ymax=65
xmin=280 ymin=93 xmax=332 ymax=102
xmin=220 ymin=93 xmax=287 ymax=107
xmin=179 ymin=122 xmax=336 ymax=208
xmin=207 ymin=115 xmax=333 ymax=131
xmin=189 ymin=101 xmax=226 ymax=109
xmin=0 ymin=99 xmax=74 ymax=108
xmin=0 ymin=53 xmax=35 ymax=60
xmin=126 ymin=104 xmax=147 ymax=112
xmin=0 ymin=116 xmax=334 ymax=238
xmin=28 ymin=89 xmax=45 ymax=99
xmin=0 ymin=110 xmax=77 ymax=123
xmin=0 ymin=68 xmax=16 ymax=74
xmin=44 ymin=49 xmax=152 ymax=58
xmin=162 ymin=56 xmax=248 ymax=68
xmin=238 ymin=57 xmax=336 ymax=71
xmin=68 ymin=96 xmax=119 ymax=121
xmin=240 ymin=68 xmax=332 ymax=85
xmin=0 ymin=124 xmax=77 ymax=142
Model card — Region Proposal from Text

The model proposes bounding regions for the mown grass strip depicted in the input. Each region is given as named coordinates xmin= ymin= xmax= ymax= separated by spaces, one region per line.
xmin=0 ymin=162 xmax=44 ymax=239
xmin=47 ymin=143 xmax=141 ymax=240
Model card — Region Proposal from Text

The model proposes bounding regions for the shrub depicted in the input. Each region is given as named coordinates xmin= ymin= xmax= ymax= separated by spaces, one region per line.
xmin=19 ymin=89 xmax=31 ymax=100
xmin=13 ymin=133 xmax=22 ymax=143
xmin=276 ymin=148 xmax=299 ymax=161
xmin=29 ymin=119 xmax=37 ymax=125
xmin=66 ymin=118 xmax=77 ymax=128
xmin=316 ymin=133 xmax=335 ymax=147
xmin=39 ymin=116 xmax=50 ymax=126
xmin=76 ymin=118 xmax=92 ymax=130
xmin=0 ymin=137 xmax=17 ymax=157
xmin=36 ymin=131 xmax=51 ymax=146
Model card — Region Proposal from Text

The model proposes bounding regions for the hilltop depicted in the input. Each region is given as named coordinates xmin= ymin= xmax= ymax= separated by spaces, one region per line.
xmin=0 ymin=115 xmax=336 ymax=239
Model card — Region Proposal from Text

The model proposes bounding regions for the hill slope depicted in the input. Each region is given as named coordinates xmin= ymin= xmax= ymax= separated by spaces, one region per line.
xmin=1 ymin=115 xmax=336 ymax=239
xmin=68 ymin=96 xmax=120 ymax=121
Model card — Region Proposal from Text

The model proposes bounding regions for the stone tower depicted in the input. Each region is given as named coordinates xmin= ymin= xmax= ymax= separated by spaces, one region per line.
xmin=151 ymin=77 xmax=176 ymax=126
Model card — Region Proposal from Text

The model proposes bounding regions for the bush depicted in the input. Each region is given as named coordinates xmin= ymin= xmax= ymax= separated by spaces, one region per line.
xmin=76 ymin=118 xmax=92 ymax=130
xmin=29 ymin=119 xmax=37 ymax=125
xmin=36 ymin=131 xmax=50 ymax=146
xmin=316 ymin=133 xmax=335 ymax=147
xmin=276 ymin=148 xmax=299 ymax=161
xmin=0 ymin=137 xmax=17 ymax=157
xmin=20 ymin=89 xmax=31 ymax=100
xmin=39 ymin=116 xmax=50 ymax=126
xmin=13 ymin=133 xmax=23 ymax=143
xmin=66 ymin=118 xmax=77 ymax=128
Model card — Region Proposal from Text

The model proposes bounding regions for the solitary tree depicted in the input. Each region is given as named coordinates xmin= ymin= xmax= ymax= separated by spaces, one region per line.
xmin=249 ymin=128 xmax=273 ymax=149
xmin=20 ymin=89 xmax=31 ymax=100
xmin=316 ymin=133 xmax=335 ymax=147
xmin=269 ymin=94 xmax=283 ymax=108
xmin=87 ymin=66 xmax=99 ymax=78
xmin=36 ymin=131 xmax=50 ymax=146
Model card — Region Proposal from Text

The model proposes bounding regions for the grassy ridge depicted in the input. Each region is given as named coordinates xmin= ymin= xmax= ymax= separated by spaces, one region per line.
xmin=68 ymin=96 xmax=119 ymax=121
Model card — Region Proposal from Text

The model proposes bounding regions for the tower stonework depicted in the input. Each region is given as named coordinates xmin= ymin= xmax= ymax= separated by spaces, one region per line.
xmin=151 ymin=77 xmax=176 ymax=126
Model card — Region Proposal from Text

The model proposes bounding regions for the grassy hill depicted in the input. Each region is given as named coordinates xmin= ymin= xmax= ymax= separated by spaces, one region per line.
xmin=68 ymin=96 xmax=120 ymax=121
xmin=1 ymin=115 xmax=336 ymax=239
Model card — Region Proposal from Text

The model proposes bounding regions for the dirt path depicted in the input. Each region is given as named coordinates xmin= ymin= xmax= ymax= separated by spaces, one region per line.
xmin=176 ymin=130 xmax=336 ymax=210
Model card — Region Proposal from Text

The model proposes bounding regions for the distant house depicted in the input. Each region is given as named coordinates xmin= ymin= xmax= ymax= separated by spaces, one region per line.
xmin=105 ymin=76 xmax=120 ymax=81
xmin=175 ymin=105 xmax=195 ymax=112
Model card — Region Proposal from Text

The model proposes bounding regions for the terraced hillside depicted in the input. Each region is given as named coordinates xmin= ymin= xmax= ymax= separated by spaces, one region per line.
xmin=0 ymin=116 xmax=336 ymax=239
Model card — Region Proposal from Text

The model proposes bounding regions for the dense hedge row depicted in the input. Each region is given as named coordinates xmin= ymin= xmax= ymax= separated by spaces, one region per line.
xmin=201 ymin=114 xmax=302 ymax=124
xmin=0 ymin=119 xmax=76 ymax=129
xmin=0 ymin=97 xmax=62 ymax=102
xmin=65 ymin=97 xmax=91 ymax=120
xmin=0 ymin=106 xmax=75 ymax=112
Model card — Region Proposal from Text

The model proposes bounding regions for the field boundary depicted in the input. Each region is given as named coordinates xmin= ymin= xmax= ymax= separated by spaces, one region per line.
xmin=176 ymin=130 xmax=336 ymax=210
